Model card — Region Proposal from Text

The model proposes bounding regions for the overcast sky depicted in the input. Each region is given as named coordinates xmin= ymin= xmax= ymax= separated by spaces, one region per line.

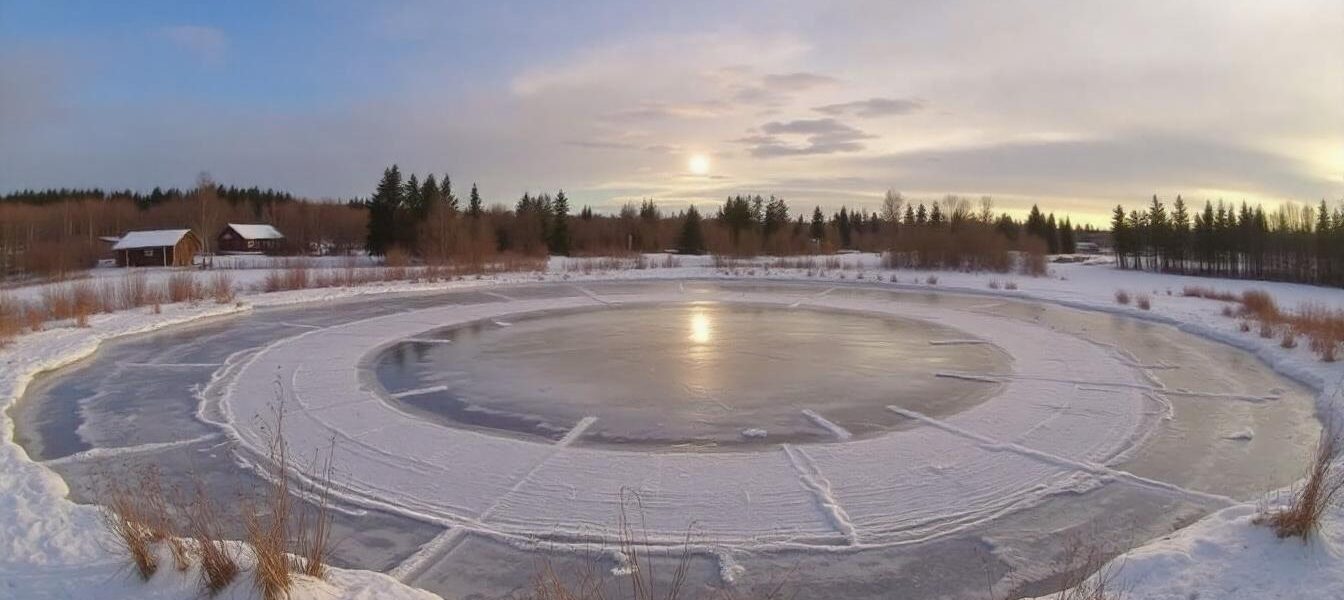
xmin=2 ymin=0 xmax=1340 ymax=224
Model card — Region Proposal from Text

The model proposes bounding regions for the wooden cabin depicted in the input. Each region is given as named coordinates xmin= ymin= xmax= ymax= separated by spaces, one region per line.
xmin=112 ymin=229 xmax=201 ymax=267
xmin=217 ymin=223 xmax=285 ymax=254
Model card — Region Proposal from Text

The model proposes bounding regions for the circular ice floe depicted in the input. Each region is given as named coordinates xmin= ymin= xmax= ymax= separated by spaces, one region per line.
xmin=214 ymin=288 xmax=1160 ymax=551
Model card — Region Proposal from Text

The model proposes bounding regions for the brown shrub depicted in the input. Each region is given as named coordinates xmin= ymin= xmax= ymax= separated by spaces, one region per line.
xmin=1281 ymin=330 xmax=1298 ymax=349
xmin=925 ymin=275 xmax=939 ymax=285
xmin=1114 ymin=290 xmax=1130 ymax=305
xmin=1240 ymin=289 xmax=1279 ymax=320
xmin=988 ymin=280 xmax=1001 ymax=290
xmin=1181 ymin=286 xmax=1238 ymax=302
xmin=1293 ymin=303 xmax=1344 ymax=362
xmin=1135 ymin=294 xmax=1151 ymax=311
xmin=1005 ymin=281 xmax=1018 ymax=290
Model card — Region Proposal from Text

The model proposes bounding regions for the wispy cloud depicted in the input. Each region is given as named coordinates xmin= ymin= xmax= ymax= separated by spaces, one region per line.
xmin=815 ymin=97 xmax=925 ymax=117
xmin=161 ymin=25 xmax=228 ymax=65
xmin=736 ymin=118 xmax=875 ymax=157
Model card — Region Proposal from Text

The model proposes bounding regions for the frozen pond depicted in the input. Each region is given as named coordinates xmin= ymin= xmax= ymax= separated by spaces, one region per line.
xmin=374 ymin=304 xmax=1010 ymax=447
xmin=9 ymin=280 xmax=1323 ymax=599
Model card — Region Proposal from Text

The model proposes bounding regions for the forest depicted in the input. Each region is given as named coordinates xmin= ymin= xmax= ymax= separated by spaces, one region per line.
xmin=2 ymin=166 xmax=1080 ymax=280
xmin=1111 ymin=195 xmax=1344 ymax=287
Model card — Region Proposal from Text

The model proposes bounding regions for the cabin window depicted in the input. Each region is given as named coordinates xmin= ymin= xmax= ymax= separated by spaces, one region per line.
xmin=143 ymin=249 xmax=154 ymax=257
xmin=247 ymin=240 xmax=256 ymax=249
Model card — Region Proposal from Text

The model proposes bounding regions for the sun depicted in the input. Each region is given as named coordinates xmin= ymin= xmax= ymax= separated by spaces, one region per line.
xmin=688 ymin=154 xmax=711 ymax=175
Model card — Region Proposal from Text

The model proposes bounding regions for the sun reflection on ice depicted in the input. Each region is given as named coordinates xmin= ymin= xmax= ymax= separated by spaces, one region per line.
xmin=689 ymin=309 xmax=712 ymax=344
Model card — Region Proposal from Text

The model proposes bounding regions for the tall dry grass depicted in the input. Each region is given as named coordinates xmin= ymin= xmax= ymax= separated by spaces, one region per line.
xmin=1259 ymin=429 xmax=1344 ymax=540
xmin=1229 ymin=289 xmax=1344 ymax=361
xmin=165 ymin=272 xmax=203 ymax=303
xmin=0 ymin=293 xmax=21 ymax=344
xmin=184 ymin=481 xmax=240 ymax=594
xmin=208 ymin=272 xmax=236 ymax=304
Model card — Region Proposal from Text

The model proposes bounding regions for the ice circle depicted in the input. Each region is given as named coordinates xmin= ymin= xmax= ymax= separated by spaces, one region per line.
xmin=370 ymin=303 xmax=1013 ymax=448
xmin=215 ymin=288 xmax=1167 ymax=549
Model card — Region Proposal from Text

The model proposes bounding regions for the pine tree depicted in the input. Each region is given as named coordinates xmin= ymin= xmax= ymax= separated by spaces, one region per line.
xmin=467 ymin=183 xmax=483 ymax=219
xmin=929 ymin=204 xmax=944 ymax=227
xmin=580 ymin=205 xmax=594 ymax=220
xmin=915 ymin=203 xmax=927 ymax=225
xmin=677 ymin=205 xmax=706 ymax=255
xmin=903 ymin=204 xmax=916 ymax=226
xmin=549 ymin=190 xmax=571 ymax=256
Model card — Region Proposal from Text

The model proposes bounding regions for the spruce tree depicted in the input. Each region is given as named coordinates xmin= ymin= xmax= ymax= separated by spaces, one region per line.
xmin=366 ymin=165 xmax=404 ymax=255
xmin=441 ymin=175 xmax=458 ymax=214
xmin=810 ymin=206 xmax=826 ymax=240
xmin=421 ymin=174 xmax=440 ymax=214
xmin=1044 ymin=213 xmax=1059 ymax=254
xmin=468 ymin=183 xmax=483 ymax=219
xmin=1059 ymin=218 xmax=1076 ymax=253
xmin=677 ymin=205 xmax=706 ymax=255
xmin=549 ymin=190 xmax=572 ymax=256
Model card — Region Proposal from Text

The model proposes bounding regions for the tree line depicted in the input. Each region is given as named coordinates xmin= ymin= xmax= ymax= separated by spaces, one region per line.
xmin=1111 ymin=195 xmax=1344 ymax=287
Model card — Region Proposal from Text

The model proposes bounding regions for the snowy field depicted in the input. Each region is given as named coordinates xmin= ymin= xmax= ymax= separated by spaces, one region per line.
xmin=2 ymin=256 xmax=1343 ymax=599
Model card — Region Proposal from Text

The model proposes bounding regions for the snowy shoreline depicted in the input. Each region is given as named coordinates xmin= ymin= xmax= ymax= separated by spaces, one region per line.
xmin=2 ymin=256 xmax=1343 ymax=599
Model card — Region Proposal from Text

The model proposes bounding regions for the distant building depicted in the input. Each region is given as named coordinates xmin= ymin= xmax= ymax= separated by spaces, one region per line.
xmin=217 ymin=223 xmax=285 ymax=255
xmin=111 ymin=229 xmax=201 ymax=267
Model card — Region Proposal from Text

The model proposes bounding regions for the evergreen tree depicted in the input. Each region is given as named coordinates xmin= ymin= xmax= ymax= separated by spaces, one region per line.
xmin=404 ymin=174 xmax=423 ymax=217
xmin=929 ymin=204 xmax=944 ymax=227
xmin=915 ymin=203 xmax=928 ymax=225
xmin=1044 ymin=213 xmax=1059 ymax=254
xmin=440 ymin=175 xmax=458 ymax=214
xmin=1111 ymin=205 xmax=1130 ymax=268
xmin=1059 ymin=218 xmax=1076 ymax=253
xmin=421 ymin=174 xmax=440 ymax=214
xmin=549 ymin=190 xmax=571 ymax=256
xmin=366 ymin=165 xmax=404 ymax=255
xmin=467 ymin=183 xmax=483 ymax=219
xmin=810 ymin=206 xmax=826 ymax=240
xmin=718 ymin=195 xmax=756 ymax=247
xmin=836 ymin=206 xmax=852 ymax=248
xmin=580 ymin=205 xmax=594 ymax=220
xmin=639 ymin=199 xmax=660 ymax=222
xmin=903 ymin=204 xmax=916 ymax=226
xmin=763 ymin=195 xmax=789 ymax=240
xmin=677 ymin=205 xmax=706 ymax=255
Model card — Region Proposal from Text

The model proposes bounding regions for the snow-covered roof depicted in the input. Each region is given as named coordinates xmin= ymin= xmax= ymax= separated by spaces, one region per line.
xmin=111 ymin=229 xmax=193 ymax=250
xmin=225 ymin=223 xmax=284 ymax=240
